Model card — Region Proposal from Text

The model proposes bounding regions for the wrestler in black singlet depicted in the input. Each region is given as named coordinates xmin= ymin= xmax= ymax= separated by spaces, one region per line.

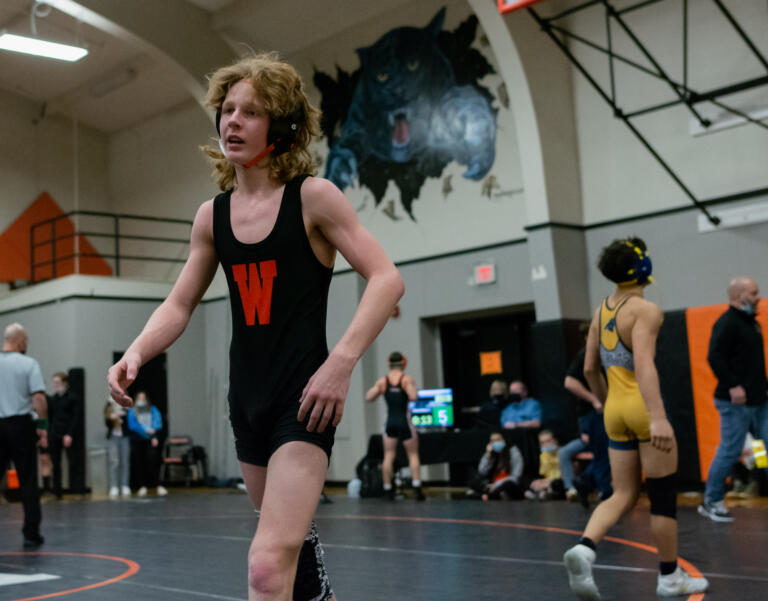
xmin=213 ymin=174 xmax=335 ymax=465
xmin=384 ymin=374 xmax=412 ymax=441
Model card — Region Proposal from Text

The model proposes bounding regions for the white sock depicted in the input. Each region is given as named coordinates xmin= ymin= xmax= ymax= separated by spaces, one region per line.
xmin=383 ymin=483 xmax=392 ymax=490
xmin=412 ymin=480 xmax=421 ymax=487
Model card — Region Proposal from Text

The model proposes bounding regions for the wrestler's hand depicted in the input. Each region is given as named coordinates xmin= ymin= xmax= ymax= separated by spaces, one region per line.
xmin=298 ymin=353 xmax=354 ymax=432
xmin=108 ymin=351 xmax=141 ymax=407
xmin=650 ymin=418 xmax=675 ymax=453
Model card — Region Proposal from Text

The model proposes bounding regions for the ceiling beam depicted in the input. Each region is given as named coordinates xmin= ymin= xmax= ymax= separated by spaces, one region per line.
xmin=46 ymin=0 xmax=236 ymax=109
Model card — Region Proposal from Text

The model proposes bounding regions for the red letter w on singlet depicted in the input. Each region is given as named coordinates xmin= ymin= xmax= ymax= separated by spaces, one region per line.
xmin=232 ymin=261 xmax=277 ymax=326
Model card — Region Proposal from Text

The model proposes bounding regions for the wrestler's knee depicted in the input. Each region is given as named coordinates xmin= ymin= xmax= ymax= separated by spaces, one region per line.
xmin=248 ymin=542 xmax=299 ymax=594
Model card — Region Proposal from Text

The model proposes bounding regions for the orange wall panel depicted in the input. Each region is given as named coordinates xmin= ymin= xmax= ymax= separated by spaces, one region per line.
xmin=0 ymin=193 xmax=111 ymax=282
xmin=686 ymin=299 xmax=768 ymax=481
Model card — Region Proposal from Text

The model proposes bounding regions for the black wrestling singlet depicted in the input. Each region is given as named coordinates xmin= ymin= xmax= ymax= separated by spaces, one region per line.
xmin=212 ymin=175 xmax=333 ymax=421
xmin=384 ymin=374 xmax=411 ymax=439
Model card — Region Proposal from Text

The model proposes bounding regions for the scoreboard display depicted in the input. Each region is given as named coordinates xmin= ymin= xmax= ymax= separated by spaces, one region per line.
xmin=409 ymin=388 xmax=454 ymax=429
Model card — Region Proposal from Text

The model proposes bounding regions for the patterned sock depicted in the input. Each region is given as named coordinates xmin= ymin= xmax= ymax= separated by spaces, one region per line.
xmin=294 ymin=521 xmax=333 ymax=601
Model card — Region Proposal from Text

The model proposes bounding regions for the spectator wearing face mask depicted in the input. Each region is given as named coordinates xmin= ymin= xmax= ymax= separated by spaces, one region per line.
xmin=525 ymin=430 xmax=565 ymax=500
xmin=126 ymin=391 xmax=167 ymax=497
xmin=699 ymin=277 xmax=768 ymax=523
xmin=476 ymin=379 xmax=507 ymax=429
xmin=466 ymin=431 xmax=524 ymax=500
xmin=501 ymin=380 xmax=542 ymax=430
xmin=104 ymin=399 xmax=131 ymax=499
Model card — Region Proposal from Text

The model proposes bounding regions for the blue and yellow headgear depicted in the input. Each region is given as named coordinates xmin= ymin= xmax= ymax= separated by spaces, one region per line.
xmin=618 ymin=241 xmax=653 ymax=286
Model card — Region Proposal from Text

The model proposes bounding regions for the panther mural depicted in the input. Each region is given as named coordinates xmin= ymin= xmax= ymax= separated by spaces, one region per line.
xmin=314 ymin=7 xmax=497 ymax=220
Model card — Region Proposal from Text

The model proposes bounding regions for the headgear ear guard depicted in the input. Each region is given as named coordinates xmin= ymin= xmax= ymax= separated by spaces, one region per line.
xmin=619 ymin=241 xmax=653 ymax=286
xmin=215 ymin=106 xmax=304 ymax=167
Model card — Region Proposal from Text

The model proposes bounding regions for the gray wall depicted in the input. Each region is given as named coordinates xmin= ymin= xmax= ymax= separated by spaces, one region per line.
xmin=3 ymin=199 xmax=768 ymax=484
xmin=0 ymin=293 xmax=209 ymax=486
xmin=585 ymin=199 xmax=768 ymax=312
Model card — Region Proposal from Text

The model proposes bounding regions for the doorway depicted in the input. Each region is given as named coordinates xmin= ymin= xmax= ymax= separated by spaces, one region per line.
xmin=112 ymin=352 xmax=168 ymax=426
xmin=113 ymin=352 xmax=168 ymax=490
xmin=439 ymin=309 xmax=536 ymax=429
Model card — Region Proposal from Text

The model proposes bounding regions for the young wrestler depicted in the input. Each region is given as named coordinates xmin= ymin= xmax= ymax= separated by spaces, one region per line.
xmin=563 ymin=238 xmax=708 ymax=599
xmin=365 ymin=352 xmax=425 ymax=501
xmin=108 ymin=53 xmax=404 ymax=601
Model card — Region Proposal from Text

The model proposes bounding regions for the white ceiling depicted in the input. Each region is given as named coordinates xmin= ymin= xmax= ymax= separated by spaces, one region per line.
xmin=0 ymin=0 xmax=412 ymax=134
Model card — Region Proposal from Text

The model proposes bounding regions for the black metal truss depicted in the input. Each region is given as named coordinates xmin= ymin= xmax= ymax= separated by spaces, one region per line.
xmin=528 ymin=0 xmax=768 ymax=226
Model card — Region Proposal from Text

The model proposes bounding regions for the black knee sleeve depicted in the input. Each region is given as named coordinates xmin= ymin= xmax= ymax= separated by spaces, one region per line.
xmin=293 ymin=521 xmax=333 ymax=601
xmin=646 ymin=473 xmax=677 ymax=519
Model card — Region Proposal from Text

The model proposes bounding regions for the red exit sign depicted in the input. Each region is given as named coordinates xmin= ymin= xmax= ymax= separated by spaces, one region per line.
xmin=498 ymin=0 xmax=546 ymax=14
xmin=475 ymin=263 xmax=496 ymax=285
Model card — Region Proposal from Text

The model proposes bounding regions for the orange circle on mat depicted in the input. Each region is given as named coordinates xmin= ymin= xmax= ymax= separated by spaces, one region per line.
xmin=325 ymin=514 xmax=706 ymax=601
xmin=0 ymin=552 xmax=140 ymax=601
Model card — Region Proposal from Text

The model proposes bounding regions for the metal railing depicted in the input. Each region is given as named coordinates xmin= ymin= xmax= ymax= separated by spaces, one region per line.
xmin=29 ymin=210 xmax=193 ymax=284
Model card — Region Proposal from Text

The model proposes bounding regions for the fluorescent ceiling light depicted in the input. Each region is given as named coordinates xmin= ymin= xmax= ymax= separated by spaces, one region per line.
xmin=0 ymin=33 xmax=87 ymax=62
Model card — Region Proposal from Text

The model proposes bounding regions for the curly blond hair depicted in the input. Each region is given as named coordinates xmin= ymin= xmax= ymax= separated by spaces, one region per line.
xmin=201 ymin=52 xmax=321 ymax=190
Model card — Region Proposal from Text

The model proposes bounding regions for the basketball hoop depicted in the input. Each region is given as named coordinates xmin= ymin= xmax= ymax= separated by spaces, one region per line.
xmin=498 ymin=0 xmax=546 ymax=14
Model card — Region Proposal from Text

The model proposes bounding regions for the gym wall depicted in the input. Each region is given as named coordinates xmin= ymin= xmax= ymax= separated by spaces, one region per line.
xmin=1 ymin=0 xmax=767 ymax=482
xmin=564 ymin=0 xmax=768 ymax=223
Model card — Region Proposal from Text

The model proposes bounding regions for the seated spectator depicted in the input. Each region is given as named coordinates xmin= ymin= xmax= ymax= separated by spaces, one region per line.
xmin=501 ymin=380 xmax=541 ymax=429
xmin=476 ymin=379 xmax=507 ymax=429
xmin=467 ymin=432 xmax=524 ymax=501
xmin=525 ymin=430 xmax=565 ymax=500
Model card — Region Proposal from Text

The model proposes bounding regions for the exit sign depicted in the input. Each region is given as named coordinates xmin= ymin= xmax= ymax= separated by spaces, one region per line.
xmin=475 ymin=263 xmax=496 ymax=285
xmin=498 ymin=0 xmax=546 ymax=14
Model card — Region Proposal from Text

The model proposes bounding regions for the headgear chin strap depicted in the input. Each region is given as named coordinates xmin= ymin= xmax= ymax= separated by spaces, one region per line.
xmin=215 ymin=107 xmax=301 ymax=168
xmin=619 ymin=241 xmax=653 ymax=286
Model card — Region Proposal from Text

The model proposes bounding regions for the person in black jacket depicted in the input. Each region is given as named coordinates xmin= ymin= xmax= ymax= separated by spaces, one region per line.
xmin=47 ymin=372 xmax=84 ymax=499
xmin=699 ymin=277 xmax=768 ymax=523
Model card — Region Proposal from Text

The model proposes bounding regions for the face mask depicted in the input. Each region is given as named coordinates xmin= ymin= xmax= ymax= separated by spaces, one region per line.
xmin=54 ymin=386 xmax=66 ymax=395
xmin=135 ymin=400 xmax=148 ymax=408
xmin=508 ymin=393 xmax=522 ymax=403
xmin=741 ymin=302 xmax=757 ymax=315
xmin=491 ymin=441 xmax=506 ymax=453
xmin=541 ymin=445 xmax=557 ymax=453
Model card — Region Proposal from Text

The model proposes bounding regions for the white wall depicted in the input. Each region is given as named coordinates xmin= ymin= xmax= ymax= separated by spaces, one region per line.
xmin=108 ymin=99 xmax=219 ymax=219
xmin=566 ymin=0 xmax=768 ymax=223
xmin=0 ymin=88 xmax=111 ymax=229
xmin=293 ymin=0 xmax=527 ymax=266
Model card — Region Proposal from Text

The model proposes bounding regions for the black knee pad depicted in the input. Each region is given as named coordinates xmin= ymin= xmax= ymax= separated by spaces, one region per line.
xmin=646 ymin=473 xmax=677 ymax=519
xmin=293 ymin=521 xmax=333 ymax=601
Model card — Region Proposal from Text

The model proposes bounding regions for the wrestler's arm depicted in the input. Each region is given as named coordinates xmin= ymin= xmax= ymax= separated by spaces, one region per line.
xmin=402 ymin=375 xmax=419 ymax=402
xmin=583 ymin=307 xmax=607 ymax=404
xmin=107 ymin=201 xmax=219 ymax=406
xmin=298 ymin=178 xmax=404 ymax=432
xmin=365 ymin=378 xmax=386 ymax=402
xmin=632 ymin=301 xmax=674 ymax=452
